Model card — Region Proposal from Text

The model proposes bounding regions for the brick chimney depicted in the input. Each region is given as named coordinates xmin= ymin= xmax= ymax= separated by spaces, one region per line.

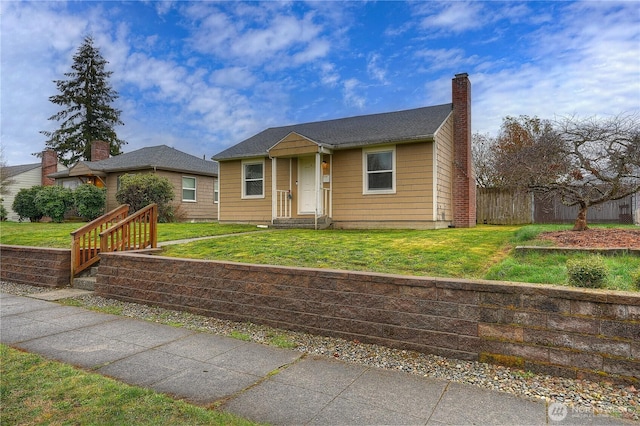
xmin=451 ymin=73 xmax=476 ymax=228
xmin=91 ymin=140 xmax=110 ymax=161
xmin=41 ymin=150 xmax=58 ymax=186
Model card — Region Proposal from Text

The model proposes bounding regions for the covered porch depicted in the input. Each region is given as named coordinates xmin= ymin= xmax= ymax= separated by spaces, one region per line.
xmin=268 ymin=132 xmax=333 ymax=229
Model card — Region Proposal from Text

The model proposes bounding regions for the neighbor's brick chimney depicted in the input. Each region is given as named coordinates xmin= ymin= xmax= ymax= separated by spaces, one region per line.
xmin=41 ymin=150 xmax=58 ymax=186
xmin=452 ymin=73 xmax=476 ymax=228
xmin=91 ymin=140 xmax=110 ymax=161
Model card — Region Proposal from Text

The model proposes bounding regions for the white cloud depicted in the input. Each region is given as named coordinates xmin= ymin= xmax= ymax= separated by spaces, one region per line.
xmin=343 ymin=79 xmax=366 ymax=109
xmin=367 ymin=54 xmax=387 ymax=83
xmin=418 ymin=1 xmax=486 ymax=33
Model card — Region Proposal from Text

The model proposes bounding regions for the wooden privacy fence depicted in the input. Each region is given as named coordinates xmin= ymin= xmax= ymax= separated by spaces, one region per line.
xmin=476 ymin=187 xmax=533 ymax=225
xmin=70 ymin=204 xmax=157 ymax=278
xmin=477 ymin=188 xmax=639 ymax=225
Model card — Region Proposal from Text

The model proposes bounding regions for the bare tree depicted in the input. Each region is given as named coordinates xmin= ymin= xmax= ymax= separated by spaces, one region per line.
xmin=471 ymin=132 xmax=499 ymax=188
xmin=0 ymin=148 xmax=16 ymax=198
xmin=494 ymin=114 xmax=640 ymax=231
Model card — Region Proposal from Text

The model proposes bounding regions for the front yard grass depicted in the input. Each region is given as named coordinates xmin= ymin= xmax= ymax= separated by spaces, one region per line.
xmin=161 ymin=226 xmax=520 ymax=279
xmin=0 ymin=222 xmax=258 ymax=248
xmin=0 ymin=344 xmax=255 ymax=425
xmin=1 ymin=221 xmax=637 ymax=291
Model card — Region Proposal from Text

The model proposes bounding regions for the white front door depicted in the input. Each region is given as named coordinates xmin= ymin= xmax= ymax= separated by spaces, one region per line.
xmin=298 ymin=156 xmax=316 ymax=214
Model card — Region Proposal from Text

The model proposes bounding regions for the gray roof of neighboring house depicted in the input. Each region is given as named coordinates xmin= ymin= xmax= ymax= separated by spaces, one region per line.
xmin=49 ymin=145 xmax=217 ymax=178
xmin=213 ymin=103 xmax=453 ymax=161
xmin=4 ymin=163 xmax=41 ymax=178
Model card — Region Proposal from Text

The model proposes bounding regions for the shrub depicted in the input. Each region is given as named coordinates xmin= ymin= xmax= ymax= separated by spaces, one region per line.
xmin=0 ymin=199 xmax=7 ymax=221
xmin=566 ymin=256 xmax=609 ymax=289
xmin=12 ymin=186 xmax=44 ymax=222
xmin=115 ymin=174 xmax=175 ymax=222
xmin=632 ymin=269 xmax=640 ymax=291
xmin=34 ymin=186 xmax=74 ymax=223
xmin=74 ymin=184 xmax=106 ymax=220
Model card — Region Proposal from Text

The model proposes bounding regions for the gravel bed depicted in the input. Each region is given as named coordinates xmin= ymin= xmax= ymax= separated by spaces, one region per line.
xmin=2 ymin=281 xmax=638 ymax=422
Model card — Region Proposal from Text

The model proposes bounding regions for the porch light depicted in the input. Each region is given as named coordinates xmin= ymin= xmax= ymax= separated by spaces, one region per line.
xmin=322 ymin=160 xmax=329 ymax=174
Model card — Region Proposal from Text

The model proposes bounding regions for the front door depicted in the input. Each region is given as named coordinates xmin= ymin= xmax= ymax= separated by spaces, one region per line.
xmin=298 ymin=156 xmax=316 ymax=214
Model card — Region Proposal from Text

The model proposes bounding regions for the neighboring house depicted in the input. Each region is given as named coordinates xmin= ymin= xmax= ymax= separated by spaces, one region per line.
xmin=49 ymin=143 xmax=219 ymax=221
xmin=212 ymin=73 xmax=476 ymax=229
xmin=1 ymin=151 xmax=68 ymax=221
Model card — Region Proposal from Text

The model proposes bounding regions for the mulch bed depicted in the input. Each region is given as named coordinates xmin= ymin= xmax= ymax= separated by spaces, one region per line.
xmin=538 ymin=228 xmax=640 ymax=249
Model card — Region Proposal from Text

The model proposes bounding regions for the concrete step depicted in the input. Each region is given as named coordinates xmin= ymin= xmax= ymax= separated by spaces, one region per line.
xmin=272 ymin=217 xmax=332 ymax=230
xmin=73 ymin=276 xmax=96 ymax=291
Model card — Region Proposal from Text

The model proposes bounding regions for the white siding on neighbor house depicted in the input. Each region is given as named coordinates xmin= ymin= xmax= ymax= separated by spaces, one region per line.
xmin=2 ymin=163 xmax=69 ymax=221
xmin=3 ymin=168 xmax=43 ymax=221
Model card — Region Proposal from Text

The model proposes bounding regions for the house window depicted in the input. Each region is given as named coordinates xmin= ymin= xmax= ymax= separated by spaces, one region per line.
xmin=242 ymin=160 xmax=264 ymax=198
xmin=182 ymin=176 xmax=196 ymax=201
xmin=214 ymin=178 xmax=219 ymax=204
xmin=363 ymin=147 xmax=395 ymax=194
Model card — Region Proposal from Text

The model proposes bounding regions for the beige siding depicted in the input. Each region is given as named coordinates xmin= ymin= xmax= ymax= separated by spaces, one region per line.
xmin=435 ymin=114 xmax=454 ymax=222
xmin=331 ymin=143 xmax=435 ymax=225
xmin=105 ymin=171 xmax=217 ymax=221
xmin=268 ymin=133 xmax=318 ymax=158
xmin=219 ymin=159 xmax=272 ymax=224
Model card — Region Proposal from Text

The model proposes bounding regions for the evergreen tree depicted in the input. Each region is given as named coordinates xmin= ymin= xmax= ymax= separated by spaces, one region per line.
xmin=41 ymin=35 xmax=126 ymax=166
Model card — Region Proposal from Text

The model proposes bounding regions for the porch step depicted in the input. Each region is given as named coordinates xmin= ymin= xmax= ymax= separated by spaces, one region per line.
xmin=73 ymin=276 xmax=96 ymax=291
xmin=272 ymin=217 xmax=332 ymax=230
xmin=72 ymin=266 xmax=98 ymax=291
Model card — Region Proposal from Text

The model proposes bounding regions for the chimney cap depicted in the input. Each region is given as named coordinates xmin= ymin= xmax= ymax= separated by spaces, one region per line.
xmin=454 ymin=72 xmax=469 ymax=78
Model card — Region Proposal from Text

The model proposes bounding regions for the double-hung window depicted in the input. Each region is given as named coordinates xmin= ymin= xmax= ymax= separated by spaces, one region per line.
xmin=363 ymin=147 xmax=395 ymax=194
xmin=213 ymin=178 xmax=219 ymax=204
xmin=242 ymin=160 xmax=264 ymax=198
xmin=182 ymin=176 xmax=196 ymax=201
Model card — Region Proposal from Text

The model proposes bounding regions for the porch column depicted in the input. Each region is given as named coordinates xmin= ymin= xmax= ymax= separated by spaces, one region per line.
xmin=315 ymin=152 xmax=322 ymax=218
xmin=271 ymin=157 xmax=277 ymax=222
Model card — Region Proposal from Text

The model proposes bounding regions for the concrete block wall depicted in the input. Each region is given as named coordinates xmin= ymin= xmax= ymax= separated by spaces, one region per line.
xmin=0 ymin=245 xmax=71 ymax=287
xmin=97 ymin=252 xmax=639 ymax=385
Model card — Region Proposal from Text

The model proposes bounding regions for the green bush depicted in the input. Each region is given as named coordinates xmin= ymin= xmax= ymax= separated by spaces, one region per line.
xmin=0 ymin=199 xmax=7 ymax=221
xmin=566 ymin=256 xmax=609 ymax=288
xmin=34 ymin=186 xmax=74 ymax=223
xmin=12 ymin=186 xmax=44 ymax=222
xmin=115 ymin=174 xmax=175 ymax=222
xmin=74 ymin=184 xmax=106 ymax=220
xmin=632 ymin=269 xmax=640 ymax=291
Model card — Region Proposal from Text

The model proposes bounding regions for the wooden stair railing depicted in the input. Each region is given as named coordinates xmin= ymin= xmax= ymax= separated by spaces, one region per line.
xmin=99 ymin=203 xmax=158 ymax=255
xmin=71 ymin=204 xmax=130 ymax=278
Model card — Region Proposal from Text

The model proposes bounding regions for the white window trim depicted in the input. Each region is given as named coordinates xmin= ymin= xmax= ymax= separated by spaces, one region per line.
xmin=362 ymin=146 xmax=396 ymax=195
xmin=182 ymin=176 xmax=197 ymax=202
xmin=242 ymin=158 xmax=265 ymax=199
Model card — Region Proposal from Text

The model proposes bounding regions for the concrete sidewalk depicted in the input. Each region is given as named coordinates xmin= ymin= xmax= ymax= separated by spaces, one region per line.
xmin=0 ymin=291 xmax=633 ymax=425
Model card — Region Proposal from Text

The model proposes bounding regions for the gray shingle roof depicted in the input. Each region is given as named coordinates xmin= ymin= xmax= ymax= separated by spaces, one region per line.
xmin=3 ymin=163 xmax=41 ymax=178
xmin=213 ymin=103 xmax=453 ymax=161
xmin=50 ymin=145 xmax=217 ymax=178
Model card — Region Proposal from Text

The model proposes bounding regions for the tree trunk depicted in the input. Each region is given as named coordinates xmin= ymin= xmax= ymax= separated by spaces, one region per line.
xmin=572 ymin=206 xmax=589 ymax=231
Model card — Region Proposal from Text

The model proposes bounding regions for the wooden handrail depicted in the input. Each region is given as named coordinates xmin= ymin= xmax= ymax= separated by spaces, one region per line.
xmin=99 ymin=203 xmax=158 ymax=255
xmin=71 ymin=204 xmax=130 ymax=278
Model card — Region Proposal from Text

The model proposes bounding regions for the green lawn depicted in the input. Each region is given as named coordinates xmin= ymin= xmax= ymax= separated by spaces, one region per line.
xmin=0 ymin=345 xmax=256 ymax=425
xmin=0 ymin=221 xmax=258 ymax=248
xmin=1 ymin=221 xmax=638 ymax=291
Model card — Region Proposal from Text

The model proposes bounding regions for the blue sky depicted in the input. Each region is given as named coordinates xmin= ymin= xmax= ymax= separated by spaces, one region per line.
xmin=2 ymin=1 xmax=639 ymax=166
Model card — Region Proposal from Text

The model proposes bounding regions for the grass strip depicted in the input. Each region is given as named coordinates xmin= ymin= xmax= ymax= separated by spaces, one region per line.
xmin=0 ymin=344 xmax=257 ymax=425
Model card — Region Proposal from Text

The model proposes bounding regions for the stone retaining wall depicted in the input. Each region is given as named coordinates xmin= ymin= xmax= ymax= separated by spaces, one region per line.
xmin=0 ymin=245 xmax=71 ymax=287
xmin=97 ymin=252 xmax=640 ymax=385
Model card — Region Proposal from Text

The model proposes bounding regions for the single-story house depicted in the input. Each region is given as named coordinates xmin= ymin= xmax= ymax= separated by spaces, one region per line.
xmin=1 ymin=151 xmax=69 ymax=221
xmin=49 ymin=143 xmax=218 ymax=221
xmin=212 ymin=73 xmax=475 ymax=229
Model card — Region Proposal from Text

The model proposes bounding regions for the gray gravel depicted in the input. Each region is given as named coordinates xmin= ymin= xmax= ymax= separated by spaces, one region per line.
xmin=2 ymin=281 xmax=638 ymax=422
